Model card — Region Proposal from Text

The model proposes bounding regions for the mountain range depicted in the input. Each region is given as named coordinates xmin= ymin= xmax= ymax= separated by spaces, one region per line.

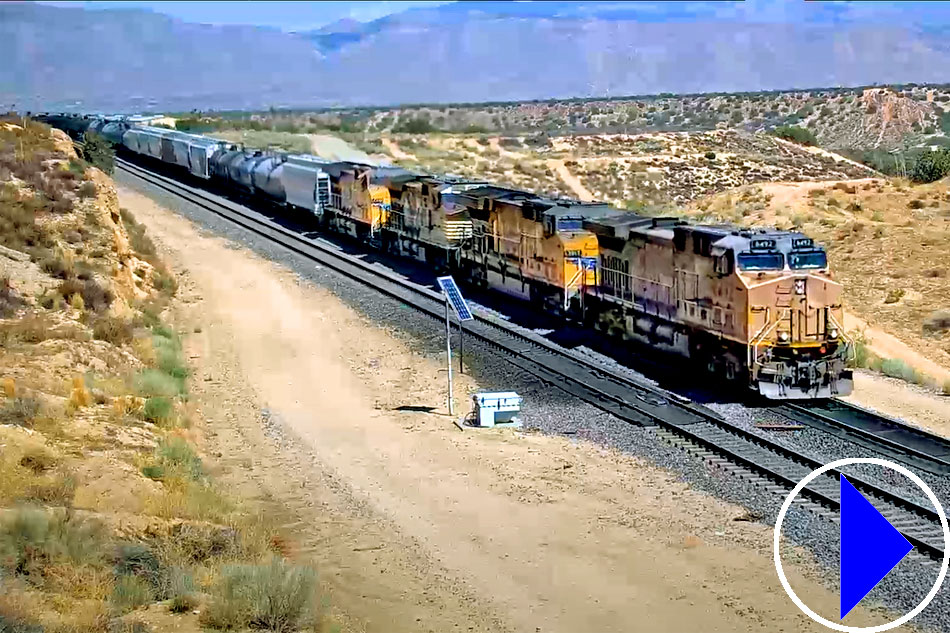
xmin=3 ymin=0 xmax=950 ymax=112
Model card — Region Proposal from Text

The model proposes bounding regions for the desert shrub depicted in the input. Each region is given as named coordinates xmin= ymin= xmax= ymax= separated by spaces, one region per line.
xmin=92 ymin=315 xmax=134 ymax=345
xmin=923 ymin=310 xmax=950 ymax=334
xmin=880 ymin=358 xmax=920 ymax=383
xmin=884 ymin=288 xmax=905 ymax=304
xmin=0 ymin=397 xmax=40 ymax=427
xmin=925 ymin=268 xmax=946 ymax=278
xmin=0 ymin=508 xmax=107 ymax=579
xmin=142 ymin=436 xmax=203 ymax=483
xmin=119 ymin=208 xmax=157 ymax=259
xmin=77 ymin=180 xmax=97 ymax=199
xmin=772 ymin=125 xmax=817 ymax=146
xmin=152 ymin=270 xmax=177 ymax=295
xmin=167 ymin=567 xmax=199 ymax=613
xmin=201 ymin=558 xmax=317 ymax=632
xmin=80 ymin=132 xmax=115 ymax=175
xmin=142 ymin=396 xmax=173 ymax=424
xmin=910 ymin=148 xmax=950 ymax=183
xmin=111 ymin=575 xmax=154 ymax=614
xmin=908 ymin=198 xmax=926 ymax=209
xmin=704 ymin=151 xmax=716 ymax=160
xmin=871 ymin=210 xmax=884 ymax=222
xmin=134 ymin=369 xmax=182 ymax=398
xmin=0 ymin=277 xmax=22 ymax=317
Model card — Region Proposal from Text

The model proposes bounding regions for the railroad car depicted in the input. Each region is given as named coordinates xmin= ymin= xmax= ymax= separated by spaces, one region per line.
xmin=586 ymin=216 xmax=852 ymax=398
xmin=451 ymin=186 xmax=604 ymax=313
xmin=38 ymin=113 xmax=853 ymax=399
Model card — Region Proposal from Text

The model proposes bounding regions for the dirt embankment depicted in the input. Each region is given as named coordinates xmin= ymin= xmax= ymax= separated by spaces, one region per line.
xmin=0 ymin=120 xmax=325 ymax=632
xmin=115 ymin=184 xmax=903 ymax=633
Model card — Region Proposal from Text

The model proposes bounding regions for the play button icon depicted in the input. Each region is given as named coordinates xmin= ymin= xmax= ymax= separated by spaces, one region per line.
xmin=774 ymin=458 xmax=950 ymax=632
xmin=840 ymin=475 xmax=913 ymax=619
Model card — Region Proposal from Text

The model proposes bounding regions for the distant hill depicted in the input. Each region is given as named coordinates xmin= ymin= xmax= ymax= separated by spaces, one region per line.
xmin=3 ymin=0 xmax=950 ymax=112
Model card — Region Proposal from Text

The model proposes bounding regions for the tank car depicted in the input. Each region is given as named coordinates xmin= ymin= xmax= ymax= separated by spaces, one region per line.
xmin=585 ymin=216 xmax=852 ymax=399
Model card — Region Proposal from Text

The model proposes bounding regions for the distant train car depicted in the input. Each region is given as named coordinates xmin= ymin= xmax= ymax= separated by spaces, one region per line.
xmin=586 ymin=217 xmax=852 ymax=399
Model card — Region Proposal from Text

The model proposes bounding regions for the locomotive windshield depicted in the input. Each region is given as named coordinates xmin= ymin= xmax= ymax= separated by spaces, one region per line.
xmin=737 ymin=252 xmax=784 ymax=271
xmin=556 ymin=218 xmax=584 ymax=231
xmin=788 ymin=250 xmax=827 ymax=270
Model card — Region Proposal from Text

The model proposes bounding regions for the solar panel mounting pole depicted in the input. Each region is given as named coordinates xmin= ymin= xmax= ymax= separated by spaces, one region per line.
xmin=444 ymin=297 xmax=454 ymax=416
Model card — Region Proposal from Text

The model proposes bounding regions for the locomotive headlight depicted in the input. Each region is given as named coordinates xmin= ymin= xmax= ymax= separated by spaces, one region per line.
xmin=829 ymin=327 xmax=839 ymax=340
xmin=778 ymin=331 xmax=790 ymax=343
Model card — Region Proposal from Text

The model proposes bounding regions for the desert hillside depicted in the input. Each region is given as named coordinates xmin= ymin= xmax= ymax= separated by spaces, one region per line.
xmin=0 ymin=119 xmax=323 ymax=631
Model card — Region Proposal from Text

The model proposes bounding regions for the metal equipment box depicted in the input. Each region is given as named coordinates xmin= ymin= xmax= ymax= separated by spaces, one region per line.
xmin=472 ymin=392 xmax=522 ymax=427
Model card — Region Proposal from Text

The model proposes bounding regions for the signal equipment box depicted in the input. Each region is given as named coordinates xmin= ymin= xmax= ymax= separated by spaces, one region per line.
xmin=472 ymin=392 xmax=522 ymax=427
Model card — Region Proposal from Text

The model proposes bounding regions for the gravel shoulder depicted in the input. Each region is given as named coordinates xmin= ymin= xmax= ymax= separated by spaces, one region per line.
xmin=115 ymin=183 xmax=905 ymax=633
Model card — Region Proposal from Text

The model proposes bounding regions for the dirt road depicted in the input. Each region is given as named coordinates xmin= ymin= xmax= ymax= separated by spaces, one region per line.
xmin=119 ymin=185 xmax=899 ymax=633
xmin=547 ymin=158 xmax=596 ymax=201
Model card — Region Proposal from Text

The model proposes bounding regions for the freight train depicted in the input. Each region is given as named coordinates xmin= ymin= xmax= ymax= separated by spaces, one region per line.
xmin=39 ymin=114 xmax=853 ymax=399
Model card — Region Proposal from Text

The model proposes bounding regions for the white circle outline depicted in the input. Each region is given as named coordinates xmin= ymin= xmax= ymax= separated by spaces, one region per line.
xmin=773 ymin=457 xmax=949 ymax=632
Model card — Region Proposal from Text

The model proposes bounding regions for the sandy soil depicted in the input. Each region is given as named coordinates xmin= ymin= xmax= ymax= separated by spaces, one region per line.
xmin=488 ymin=136 xmax=526 ymax=160
xmin=547 ymin=158 xmax=595 ymax=201
xmin=845 ymin=312 xmax=950 ymax=386
xmin=306 ymin=134 xmax=377 ymax=164
xmin=845 ymin=371 xmax=950 ymax=439
xmin=118 ymin=185 xmax=905 ymax=633
xmin=381 ymin=136 xmax=417 ymax=161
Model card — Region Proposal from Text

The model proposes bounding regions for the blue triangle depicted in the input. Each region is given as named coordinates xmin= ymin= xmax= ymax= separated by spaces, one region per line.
xmin=840 ymin=475 xmax=913 ymax=620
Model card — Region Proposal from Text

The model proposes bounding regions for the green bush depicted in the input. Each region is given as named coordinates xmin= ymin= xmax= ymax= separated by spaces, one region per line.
xmin=156 ymin=436 xmax=203 ymax=481
xmin=880 ymin=358 xmax=919 ymax=383
xmin=134 ymin=369 xmax=183 ymax=398
xmin=392 ymin=117 xmax=437 ymax=134
xmin=910 ymin=148 xmax=950 ymax=183
xmin=167 ymin=567 xmax=199 ymax=613
xmin=201 ymin=558 xmax=317 ymax=632
xmin=81 ymin=132 xmax=115 ymax=175
xmin=142 ymin=396 xmax=173 ymax=424
xmin=771 ymin=125 xmax=817 ymax=146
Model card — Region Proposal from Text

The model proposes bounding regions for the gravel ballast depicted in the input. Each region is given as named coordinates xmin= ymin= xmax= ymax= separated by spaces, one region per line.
xmin=117 ymin=169 xmax=950 ymax=633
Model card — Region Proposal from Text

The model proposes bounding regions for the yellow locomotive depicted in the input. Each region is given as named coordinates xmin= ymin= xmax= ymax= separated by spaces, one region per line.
xmin=316 ymin=167 xmax=853 ymax=398
xmin=585 ymin=217 xmax=852 ymax=399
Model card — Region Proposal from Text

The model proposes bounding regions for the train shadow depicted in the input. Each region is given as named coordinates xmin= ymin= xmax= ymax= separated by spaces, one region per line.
xmin=123 ymin=152 xmax=756 ymax=407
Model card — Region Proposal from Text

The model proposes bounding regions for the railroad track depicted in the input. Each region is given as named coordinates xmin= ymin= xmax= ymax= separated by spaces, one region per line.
xmin=779 ymin=400 xmax=950 ymax=476
xmin=115 ymin=154 xmax=948 ymax=563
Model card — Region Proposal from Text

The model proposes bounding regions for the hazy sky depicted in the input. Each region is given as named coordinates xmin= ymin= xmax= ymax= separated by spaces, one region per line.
xmin=37 ymin=1 xmax=451 ymax=31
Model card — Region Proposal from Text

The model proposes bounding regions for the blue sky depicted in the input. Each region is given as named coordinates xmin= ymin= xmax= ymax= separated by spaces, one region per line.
xmin=37 ymin=0 xmax=950 ymax=30
xmin=38 ymin=1 xmax=451 ymax=31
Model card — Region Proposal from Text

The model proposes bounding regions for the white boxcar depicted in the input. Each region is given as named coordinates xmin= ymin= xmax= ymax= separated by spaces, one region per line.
xmin=282 ymin=155 xmax=333 ymax=215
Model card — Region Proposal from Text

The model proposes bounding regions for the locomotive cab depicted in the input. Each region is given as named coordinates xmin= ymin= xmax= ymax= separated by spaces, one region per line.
xmin=736 ymin=235 xmax=853 ymax=399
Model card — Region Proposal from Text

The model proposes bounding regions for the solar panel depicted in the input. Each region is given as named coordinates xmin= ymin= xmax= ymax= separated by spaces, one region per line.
xmin=437 ymin=276 xmax=474 ymax=322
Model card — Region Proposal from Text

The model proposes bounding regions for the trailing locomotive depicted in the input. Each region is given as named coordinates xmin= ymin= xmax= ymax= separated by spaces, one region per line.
xmin=35 ymin=113 xmax=853 ymax=399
